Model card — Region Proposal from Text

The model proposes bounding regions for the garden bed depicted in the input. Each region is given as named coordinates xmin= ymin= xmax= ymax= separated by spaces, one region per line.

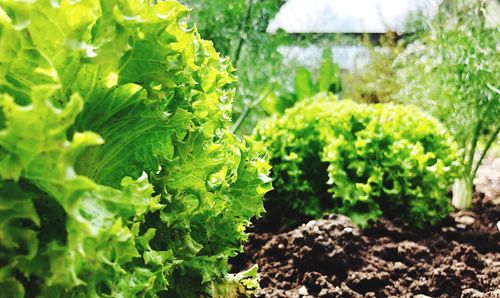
xmin=231 ymin=190 xmax=500 ymax=297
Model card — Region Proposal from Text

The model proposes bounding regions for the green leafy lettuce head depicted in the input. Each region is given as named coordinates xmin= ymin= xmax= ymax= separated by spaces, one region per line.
xmin=254 ymin=95 xmax=461 ymax=229
xmin=0 ymin=0 xmax=271 ymax=297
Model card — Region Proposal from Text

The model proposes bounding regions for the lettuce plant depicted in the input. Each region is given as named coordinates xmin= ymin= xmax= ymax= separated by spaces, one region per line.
xmin=254 ymin=96 xmax=461 ymax=228
xmin=0 ymin=0 xmax=271 ymax=297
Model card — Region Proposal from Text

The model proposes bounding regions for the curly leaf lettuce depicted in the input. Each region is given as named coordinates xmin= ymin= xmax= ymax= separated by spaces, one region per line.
xmin=254 ymin=96 xmax=461 ymax=229
xmin=0 ymin=0 xmax=271 ymax=297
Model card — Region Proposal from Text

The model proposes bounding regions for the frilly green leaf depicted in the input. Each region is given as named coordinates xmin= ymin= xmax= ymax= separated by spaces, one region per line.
xmin=0 ymin=0 xmax=270 ymax=297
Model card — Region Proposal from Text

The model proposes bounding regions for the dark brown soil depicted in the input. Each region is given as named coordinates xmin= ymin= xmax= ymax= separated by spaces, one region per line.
xmin=231 ymin=192 xmax=500 ymax=298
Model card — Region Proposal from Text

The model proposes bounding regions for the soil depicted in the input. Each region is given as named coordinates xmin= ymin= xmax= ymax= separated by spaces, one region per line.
xmin=231 ymin=191 xmax=500 ymax=298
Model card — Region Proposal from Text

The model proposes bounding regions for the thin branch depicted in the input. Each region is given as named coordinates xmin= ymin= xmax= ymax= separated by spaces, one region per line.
xmin=231 ymin=87 xmax=272 ymax=133
xmin=471 ymin=123 xmax=500 ymax=179
xmin=232 ymin=0 xmax=254 ymax=66
xmin=466 ymin=119 xmax=482 ymax=173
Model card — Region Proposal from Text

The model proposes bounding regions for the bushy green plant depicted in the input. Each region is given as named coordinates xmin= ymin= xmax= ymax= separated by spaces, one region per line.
xmin=395 ymin=0 xmax=499 ymax=209
xmin=0 ymin=1 xmax=271 ymax=297
xmin=254 ymin=96 xmax=461 ymax=228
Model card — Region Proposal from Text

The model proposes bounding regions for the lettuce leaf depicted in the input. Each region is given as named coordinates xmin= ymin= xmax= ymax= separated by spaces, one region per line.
xmin=0 ymin=1 xmax=271 ymax=296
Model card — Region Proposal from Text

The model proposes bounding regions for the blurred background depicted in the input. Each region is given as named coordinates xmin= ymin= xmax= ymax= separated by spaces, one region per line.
xmin=182 ymin=0 xmax=499 ymax=137
xmin=181 ymin=0 xmax=499 ymax=201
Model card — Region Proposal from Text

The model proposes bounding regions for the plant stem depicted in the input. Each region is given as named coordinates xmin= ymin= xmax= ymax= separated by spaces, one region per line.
xmin=471 ymin=123 xmax=500 ymax=179
xmin=233 ymin=0 xmax=254 ymax=66
xmin=230 ymin=0 xmax=254 ymax=133
xmin=452 ymin=174 xmax=473 ymax=209
xmin=231 ymin=87 xmax=272 ymax=133
xmin=466 ymin=119 xmax=482 ymax=173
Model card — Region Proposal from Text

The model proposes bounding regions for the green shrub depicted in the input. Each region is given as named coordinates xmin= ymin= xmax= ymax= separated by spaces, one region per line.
xmin=254 ymin=96 xmax=461 ymax=228
xmin=0 ymin=1 xmax=271 ymax=297
xmin=395 ymin=0 xmax=499 ymax=209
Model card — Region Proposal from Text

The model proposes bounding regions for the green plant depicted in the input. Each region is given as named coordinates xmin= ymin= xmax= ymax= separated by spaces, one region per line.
xmin=395 ymin=0 xmax=499 ymax=209
xmin=342 ymin=33 xmax=402 ymax=104
xmin=254 ymin=96 xmax=461 ymax=228
xmin=182 ymin=0 xmax=290 ymax=135
xmin=234 ymin=47 xmax=342 ymax=135
xmin=292 ymin=47 xmax=342 ymax=101
xmin=249 ymin=47 xmax=342 ymax=123
xmin=0 ymin=1 xmax=271 ymax=297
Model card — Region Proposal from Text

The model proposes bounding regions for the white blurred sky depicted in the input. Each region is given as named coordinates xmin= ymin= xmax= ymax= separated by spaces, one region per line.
xmin=268 ymin=0 xmax=444 ymax=33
